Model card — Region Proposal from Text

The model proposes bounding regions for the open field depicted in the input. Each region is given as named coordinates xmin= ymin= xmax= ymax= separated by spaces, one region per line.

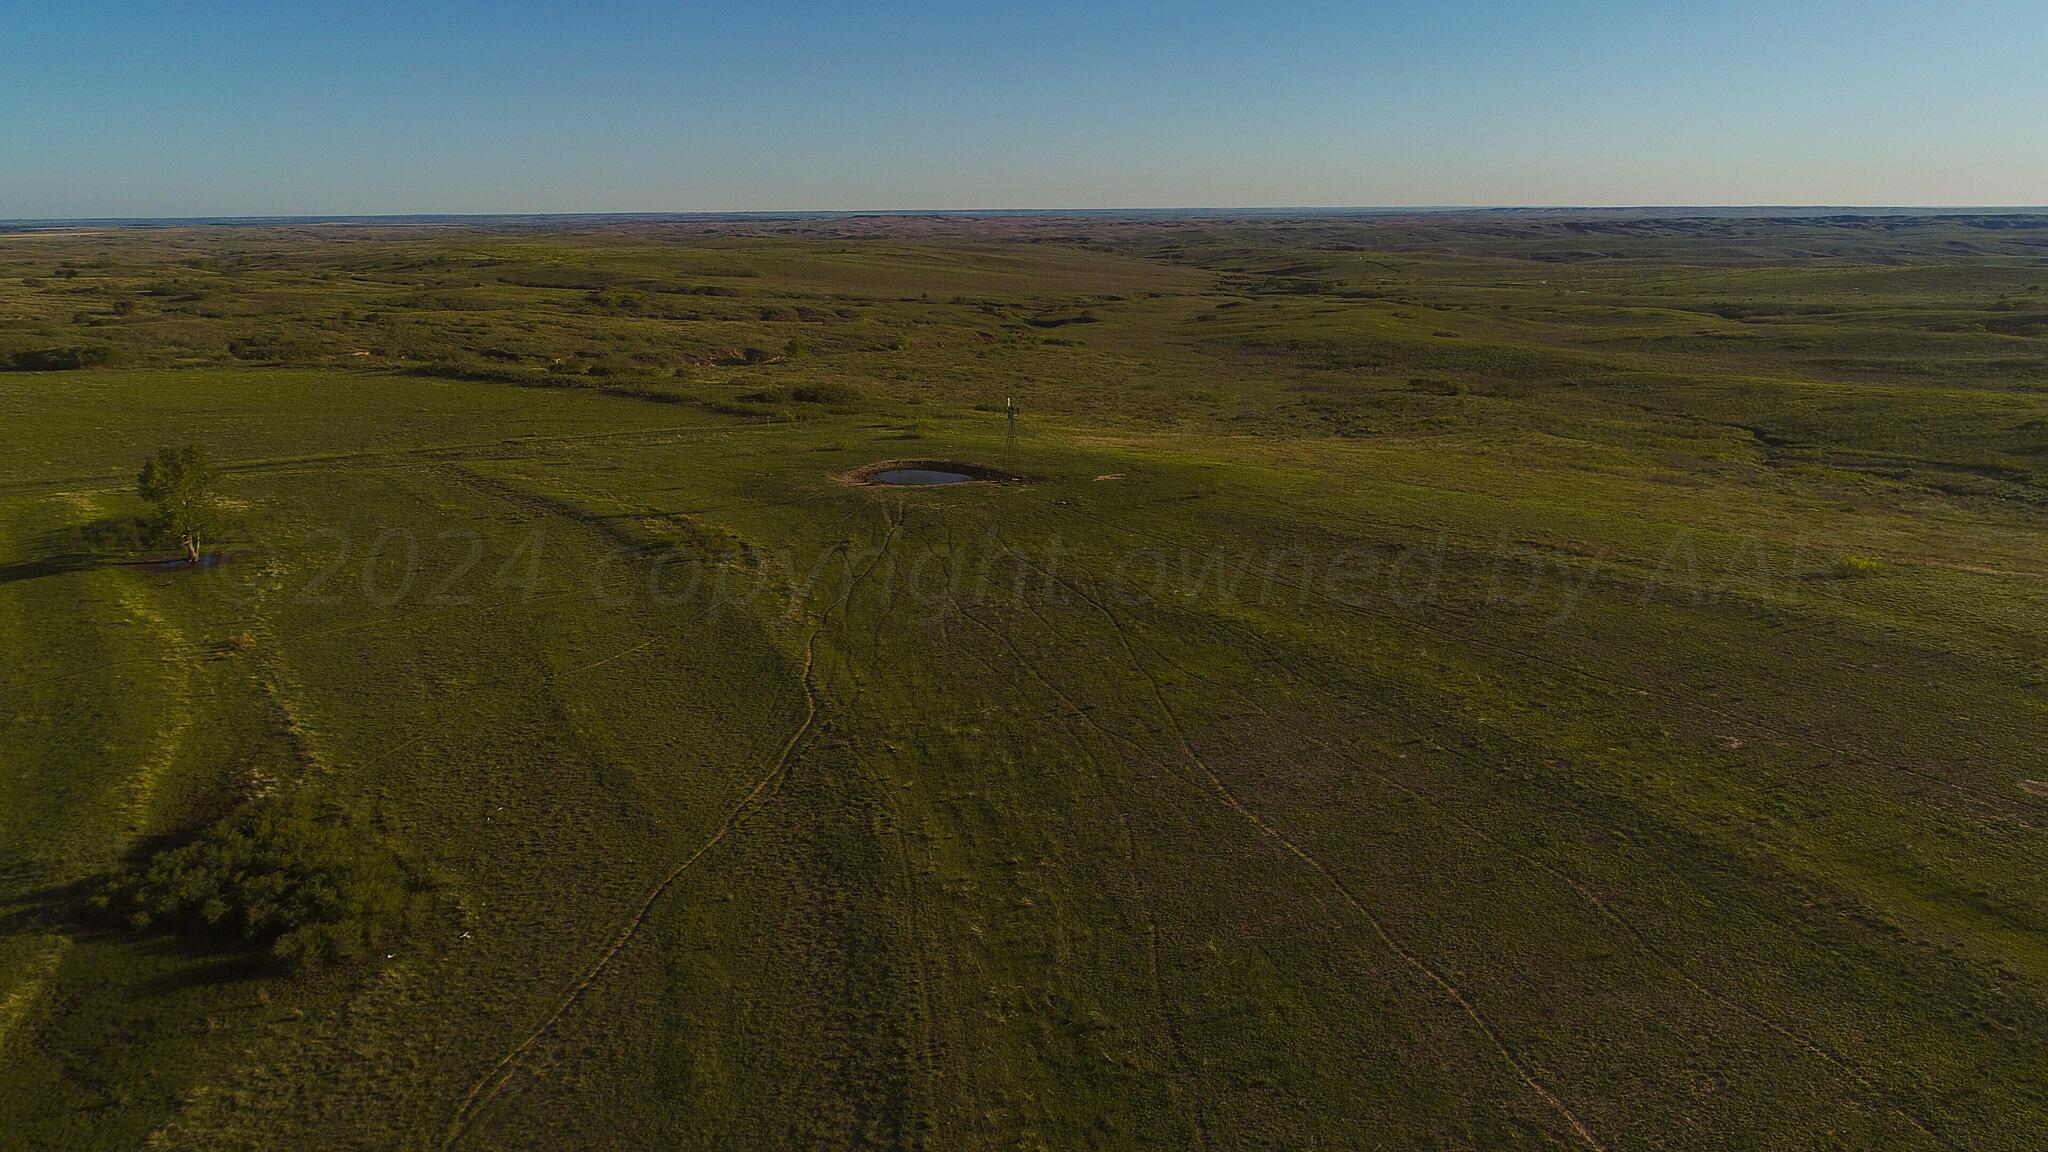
xmin=2 ymin=213 xmax=2045 ymax=1149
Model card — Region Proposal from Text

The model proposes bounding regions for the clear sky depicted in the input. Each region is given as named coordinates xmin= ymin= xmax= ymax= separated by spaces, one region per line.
xmin=3 ymin=0 xmax=2044 ymax=217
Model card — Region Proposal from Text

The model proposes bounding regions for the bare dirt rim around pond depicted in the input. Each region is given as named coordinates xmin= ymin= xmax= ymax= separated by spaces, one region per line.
xmin=835 ymin=459 xmax=1027 ymax=486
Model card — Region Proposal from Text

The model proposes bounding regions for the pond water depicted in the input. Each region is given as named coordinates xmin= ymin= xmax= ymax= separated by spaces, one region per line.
xmin=145 ymin=553 xmax=227 ymax=572
xmin=872 ymin=469 xmax=973 ymax=485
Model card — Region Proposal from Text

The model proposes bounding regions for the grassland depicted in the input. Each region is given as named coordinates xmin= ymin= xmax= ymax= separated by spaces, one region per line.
xmin=1 ymin=213 xmax=2045 ymax=1149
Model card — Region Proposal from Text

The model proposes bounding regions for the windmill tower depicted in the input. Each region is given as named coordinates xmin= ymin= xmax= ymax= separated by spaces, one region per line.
xmin=1004 ymin=394 xmax=1018 ymax=468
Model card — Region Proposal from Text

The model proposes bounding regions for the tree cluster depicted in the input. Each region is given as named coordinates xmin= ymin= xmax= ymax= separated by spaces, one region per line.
xmin=96 ymin=793 xmax=428 ymax=970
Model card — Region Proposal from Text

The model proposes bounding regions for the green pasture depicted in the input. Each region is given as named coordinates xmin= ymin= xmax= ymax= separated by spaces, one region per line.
xmin=1 ymin=216 xmax=2044 ymax=1148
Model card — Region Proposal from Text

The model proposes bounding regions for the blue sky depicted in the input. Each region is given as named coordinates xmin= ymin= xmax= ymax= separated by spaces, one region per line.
xmin=2 ymin=1 xmax=2044 ymax=216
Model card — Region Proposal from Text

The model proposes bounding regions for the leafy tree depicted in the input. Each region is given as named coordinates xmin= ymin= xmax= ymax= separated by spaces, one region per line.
xmin=95 ymin=792 xmax=427 ymax=969
xmin=136 ymin=445 xmax=220 ymax=563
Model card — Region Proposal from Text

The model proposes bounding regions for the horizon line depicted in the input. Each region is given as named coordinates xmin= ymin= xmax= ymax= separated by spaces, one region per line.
xmin=6 ymin=204 xmax=2048 ymax=228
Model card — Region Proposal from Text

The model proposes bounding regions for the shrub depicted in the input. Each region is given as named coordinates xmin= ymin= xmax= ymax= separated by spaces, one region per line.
xmin=584 ymin=356 xmax=637 ymax=377
xmin=584 ymin=289 xmax=644 ymax=313
xmin=405 ymin=359 xmax=536 ymax=384
xmin=600 ymin=383 xmax=690 ymax=404
xmin=1025 ymin=311 xmax=1100 ymax=328
xmin=227 ymin=336 xmax=324 ymax=362
xmin=1830 ymin=554 xmax=1884 ymax=579
xmin=1408 ymin=376 xmax=1468 ymax=396
xmin=4 ymin=344 xmax=113 ymax=371
xmin=790 ymin=382 xmax=860 ymax=404
xmin=95 ymin=792 xmax=427 ymax=969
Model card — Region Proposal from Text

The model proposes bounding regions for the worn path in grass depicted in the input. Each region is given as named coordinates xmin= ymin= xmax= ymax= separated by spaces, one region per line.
xmin=2 ymin=213 xmax=2045 ymax=1148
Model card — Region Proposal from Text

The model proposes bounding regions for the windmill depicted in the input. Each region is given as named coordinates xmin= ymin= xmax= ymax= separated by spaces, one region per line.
xmin=1004 ymin=394 xmax=1018 ymax=469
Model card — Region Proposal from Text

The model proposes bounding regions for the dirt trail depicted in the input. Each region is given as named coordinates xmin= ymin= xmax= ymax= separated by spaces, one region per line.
xmin=1061 ymin=503 xmax=2013 ymax=814
xmin=32 ymin=492 xmax=199 ymax=839
xmin=110 ymin=584 xmax=196 ymax=837
xmin=1227 ymin=677 xmax=1959 ymax=1150
xmin=443 ymin=503 xmax=901 ymax=1146
xmin=1054 ymin=496 xmax=1964 ymax=1146
xmin=957 ymin=604 xmax=1212 ymax=1149
xmin=1009 ymin=546 xmax=1607 ymax=1152
xmin=0 ymin=938 xmax=72 ymax=1058
xmin=442 ymin=626 xmax=823 ymax=1149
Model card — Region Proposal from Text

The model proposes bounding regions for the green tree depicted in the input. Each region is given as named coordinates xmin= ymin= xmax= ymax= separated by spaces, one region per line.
xmin=95 ymin=791 xmax=428 ymax=969
xmin=136 ymin=445 xmax=220 ymax=563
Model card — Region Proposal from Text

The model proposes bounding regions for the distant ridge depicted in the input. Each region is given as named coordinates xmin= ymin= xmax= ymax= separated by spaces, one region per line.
xmin=5 ymin=206 xmax=2047 ymax=232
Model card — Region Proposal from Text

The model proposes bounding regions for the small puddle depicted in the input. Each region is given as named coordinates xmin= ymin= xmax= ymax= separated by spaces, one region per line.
xmin=872 ymin=469 xmax=973 ymax=486
xmin=144 ymin=553 xmax=229 ymax=573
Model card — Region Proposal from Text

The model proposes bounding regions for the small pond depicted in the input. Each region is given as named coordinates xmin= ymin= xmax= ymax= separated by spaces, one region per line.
xmin=872 ymin=468 xmax=974 ymax=486
xmin=145 ymin=553 xmax=229 ymax=572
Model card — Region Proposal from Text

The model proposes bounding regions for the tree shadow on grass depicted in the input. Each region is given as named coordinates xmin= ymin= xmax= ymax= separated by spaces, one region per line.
xmin=0 ymin=516 xmax=178 ymax=586
xmin=0 ymin=803 xmax=244 ymax=955
xmin=128 ymin=939 xmax=270 ymax=994
xmin=0 ymin=872 xmax=272 ymax=992
xmin=0 ymin=552 xmax=111 ymax=585
xmin=0 ymin=823 xmax=206 ymax=938
xmin=0 ymin=870 xmax=105 ymax=935
xmin=0 ymin=854 xmax=273 ymax=993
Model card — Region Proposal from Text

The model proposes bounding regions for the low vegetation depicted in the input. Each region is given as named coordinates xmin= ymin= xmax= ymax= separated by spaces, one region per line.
xmin=3 ymin=343 xmax=112 ymax=371
xmin=1 ymin=213 xmax=2044 ymax=1149
xmin=95 ymin=792 xmax=427 ymax=970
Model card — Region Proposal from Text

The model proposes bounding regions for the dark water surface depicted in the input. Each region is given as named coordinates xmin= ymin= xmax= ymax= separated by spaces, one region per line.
xmin=872 ymin=469 xmax=973 ymax=485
